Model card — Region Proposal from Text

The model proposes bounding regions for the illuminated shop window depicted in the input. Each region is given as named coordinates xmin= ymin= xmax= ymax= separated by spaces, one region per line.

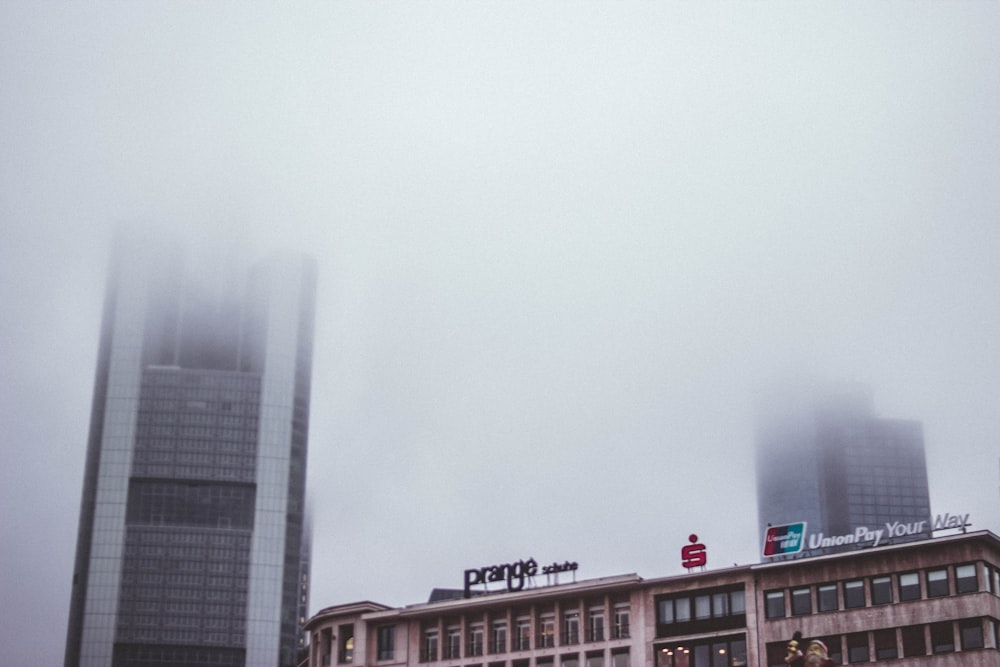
xmin=658 ymin=637 xmax=745 ymax=667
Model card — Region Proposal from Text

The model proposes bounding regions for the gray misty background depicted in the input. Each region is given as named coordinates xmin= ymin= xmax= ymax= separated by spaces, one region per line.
xmin=2 ymin=3 xmax=998 ymax=666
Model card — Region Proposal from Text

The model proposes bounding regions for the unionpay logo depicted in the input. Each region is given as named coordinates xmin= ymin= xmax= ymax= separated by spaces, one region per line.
xmin=762 ymin=522 xmax=807 ymax=558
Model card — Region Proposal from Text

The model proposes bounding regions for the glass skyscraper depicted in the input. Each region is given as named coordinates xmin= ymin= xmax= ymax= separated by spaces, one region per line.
xmin=64 ymin=232 xmax=316 ymax=667
xmin=756 ymin=383 xmax=932 ymax=559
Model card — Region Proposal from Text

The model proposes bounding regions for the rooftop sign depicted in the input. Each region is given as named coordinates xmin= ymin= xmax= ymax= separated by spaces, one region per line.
xmin=762 ymin=513 xmax=971 ymax=558
xmin=762 ymin=522 xmax=806 ymax=558
xmin=463 ymin=558 xmax=580 ymax=598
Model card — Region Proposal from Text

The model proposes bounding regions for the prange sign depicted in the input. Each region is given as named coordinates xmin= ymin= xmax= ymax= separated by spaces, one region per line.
xmin=464 ymin=558 xmax=579 ymax=598
xmin=762 ymin=512 xmax=972 ymax=558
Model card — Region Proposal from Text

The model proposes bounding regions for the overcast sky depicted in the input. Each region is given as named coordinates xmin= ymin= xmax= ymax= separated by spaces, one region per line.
xmin=2 ymin=3 xmax=999 ymax=665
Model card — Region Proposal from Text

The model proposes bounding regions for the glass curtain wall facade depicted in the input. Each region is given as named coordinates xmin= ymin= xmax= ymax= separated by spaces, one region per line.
xmin=65 ymin=232 xmax=316 ymax=667
xmin=755 ymin=383 xmax=932 ymax=559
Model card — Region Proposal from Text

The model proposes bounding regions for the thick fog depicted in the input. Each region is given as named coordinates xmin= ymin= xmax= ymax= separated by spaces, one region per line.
xmin=2 ymin=3 xmax=999 ymax=666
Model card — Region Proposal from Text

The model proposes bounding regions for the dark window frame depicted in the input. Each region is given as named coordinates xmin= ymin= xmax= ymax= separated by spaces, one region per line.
xmin=926 ymin=568 xmax=949 ymax=598
xmin=955 ymin=563 xmax=978 ymax=594
xmin=843 ymin=580 xmax=865 ymax=609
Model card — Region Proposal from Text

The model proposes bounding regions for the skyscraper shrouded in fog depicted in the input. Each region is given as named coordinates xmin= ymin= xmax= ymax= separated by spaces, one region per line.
xmin=65 ymin=231 xmax=316 ymax=667
xmin=756 ymin=383 xmax=932 ymax=559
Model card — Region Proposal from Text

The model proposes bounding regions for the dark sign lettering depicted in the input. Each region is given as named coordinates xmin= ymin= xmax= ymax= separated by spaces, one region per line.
xmin=464 ymin=558 xmax=538 ymax=598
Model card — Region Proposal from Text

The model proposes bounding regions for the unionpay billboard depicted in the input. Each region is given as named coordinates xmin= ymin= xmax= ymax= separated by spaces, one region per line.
xmin=762 ymin=522 xmax=806 ymax=557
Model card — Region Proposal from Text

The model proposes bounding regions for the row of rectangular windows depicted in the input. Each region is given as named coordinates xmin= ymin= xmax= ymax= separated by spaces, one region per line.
xmin=365 ymin=609 xmax=631 ymax=664
xmin=136 ymin=438 xmax=256 ymax=453
xmin=426 ymin=611 xmax=630 ymax=661
xmin=764 ymin=617 xmax=992 ymax=666
xmin=126 ymin=528 xmax=251 ymax=548
xmin=764 ymin=562 xmax=981 ymax=618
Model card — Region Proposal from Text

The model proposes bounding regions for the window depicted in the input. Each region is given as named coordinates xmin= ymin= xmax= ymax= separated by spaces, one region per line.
xmin=611 ymin=649 xmax=629 ymax=667
xmin=588 ymin=608 xmax=605 ymax=642
xmin=711 ymin=592 xmax=728 ymax=618
xmin=790 ymin=588 xmax=810 ymax=616
xmin=661 ymin=637 xmax=745 ymax=667
xmin=766 ymin=642 xmax=787 ymax=667
xmin=694 ymin=595 xmax=711 ymax=620
xmin=817 ymin=584 xmax=838 ymax=612
xmin=469 ymin=625 xmax=485 ymax=657
xmin=899 ymin=572 xmax=921 ymax=601
xmin=657 ymin=588 xmax=743 ymax=636
xmin=870 ymin=576 xmax=892 ymax=605
xmin=613 ymin=605 xmax=630 ymax=639
xmin=586 ymin=652 xmax=603 ymax=667
xmin=874 ymin=629 xmax=897 ymax=660
xmin=339 ymin=625 xmax=355 ymax=663
xmin=730 ymin=589 xmax=745 ymax=615
xmin=846 ymin=632 xmax=868 ymax=663
xmin=814 ymin=636 xmax=841 ymax=664
xmin=563 ymin=611 xmax=580 ymax=645
xmin=446 ymin=627 xmax=461 ymax=659
xmin=377 ymin=626 xmax=395 ymax=661
xmin=539 ymin=615 xmax=555 ymax=648
xmin=516 ymin=618 xmax=531 ymax=651
xmin=959 ymin=619 xmax=984 ymax=650
xmin=955 ymin=564 xmax=978 ymax=593
xmin=901 ymin=625 xmax=925 ymax=657
xmin=562 ymin=654 xmax=579 ymax=667
xmin=843 ymin=580 xmax=865 ymax=608
xmin=927 ymin=569 xmax=949 ymax=598
xmin=422 ymin=631 xmax=438 ymax=662
xmin=491 ymin=621 xmax=507 ymax=653
xmin=675 ymin=597 xmax=691 ymax=623
xmin=764 ymin=591 xmax=784 ymax=619
xmin=931 ymin=621 xmax=954 ymax=653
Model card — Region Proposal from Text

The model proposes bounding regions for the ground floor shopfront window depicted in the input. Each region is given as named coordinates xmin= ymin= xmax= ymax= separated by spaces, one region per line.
xmin=655 ymin=635 xmax=746 ymax=667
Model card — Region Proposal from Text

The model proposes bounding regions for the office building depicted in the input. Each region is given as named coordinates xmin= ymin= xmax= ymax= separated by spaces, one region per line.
xmin=304 ymin=531 xmax=1000 ymax=667
xmin=755 ymin=383 xmax=933 ymax=559
xmin=64 ymin=232 xmax=316 ymax=667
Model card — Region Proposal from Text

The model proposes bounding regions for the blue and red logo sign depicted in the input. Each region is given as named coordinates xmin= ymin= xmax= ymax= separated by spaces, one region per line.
xmin=762 ymin=522 xmax=807 ymax=558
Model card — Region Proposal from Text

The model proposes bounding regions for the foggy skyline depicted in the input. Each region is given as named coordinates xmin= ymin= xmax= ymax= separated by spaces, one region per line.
xmin=2 ymin=3 xmax=999 ymax=667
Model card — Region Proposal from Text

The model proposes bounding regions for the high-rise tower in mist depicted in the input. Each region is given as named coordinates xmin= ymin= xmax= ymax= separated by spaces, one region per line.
xmin=755 ymin=383 xmax=932 ymax=559
xmin=65 ymin=231 xmax=316 ymax=667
